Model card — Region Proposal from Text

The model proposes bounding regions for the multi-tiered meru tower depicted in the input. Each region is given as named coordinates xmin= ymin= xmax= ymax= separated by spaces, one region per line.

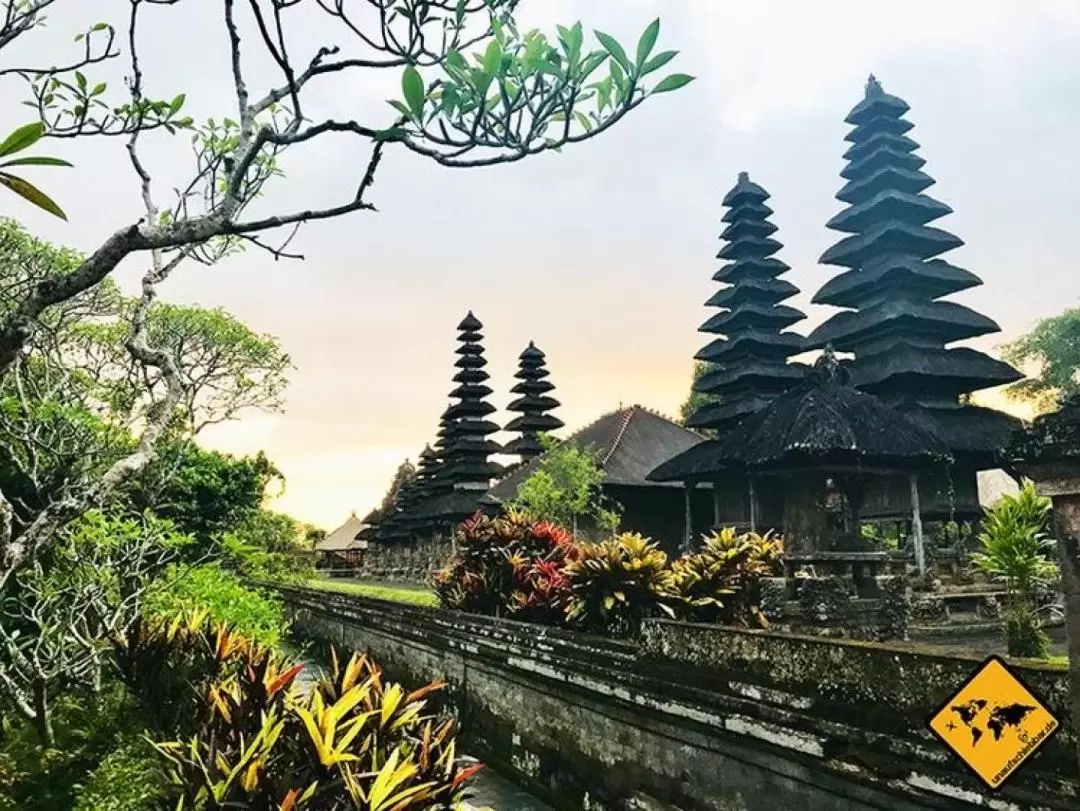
xmin=808 ymin=75 xmax=1022 ymax=518
xmin=687 ymin=172 xmax=808 ymax=435
xmin=504 ymin=341 xmax=564 ymax=465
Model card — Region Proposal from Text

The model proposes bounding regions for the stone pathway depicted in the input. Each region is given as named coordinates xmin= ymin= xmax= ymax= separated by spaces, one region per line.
xmin=462 ymin=761 xmax=552 ymax=810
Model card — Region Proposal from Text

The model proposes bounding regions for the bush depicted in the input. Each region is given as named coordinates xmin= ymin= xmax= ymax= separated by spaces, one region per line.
xmin=0 ymin=685 xmax=141 ymax=811
xmin=671 ymin=528 xmax=784 ymax=626
xmin=72 ymin=736 xmax=165 ymax=811
xmin=132 ymin=615 xmax=480 ymax=809
xmin=565 ymin=532 xmax=676 ymax=637
xmin=142 ymin=563 xmax=288 ymax=648
xmin=973 ymin=480 xmax=1059 ymax=659
xmin=433 ymin=512 xmax=578 ymax=620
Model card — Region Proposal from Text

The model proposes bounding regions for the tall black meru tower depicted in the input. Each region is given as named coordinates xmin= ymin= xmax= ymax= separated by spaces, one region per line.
xmin=687 ymin=172 xmax=808 ymax=434
xmin=421 ymin=312 xmax=503 ymax=532
xmin=504 ymin=341 xmax=564 ymax=465
xmin=807 ymin=75 xmax=1022 ymax=518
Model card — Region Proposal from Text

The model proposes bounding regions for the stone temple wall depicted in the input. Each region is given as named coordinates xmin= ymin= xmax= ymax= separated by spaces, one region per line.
xmin=278 ymin=584 xmax=1076 ymax=811
xmin=353 ymin=540 xmax=454 ymax=586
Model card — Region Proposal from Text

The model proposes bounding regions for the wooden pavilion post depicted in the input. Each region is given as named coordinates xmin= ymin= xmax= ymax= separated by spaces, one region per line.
xmin=909 ymin=472 xmax=926 ymax=577
xmin=748 ymin=476 xmax=758 ymax=533
xmin=683 ymin=479 xmax=695 ymax=553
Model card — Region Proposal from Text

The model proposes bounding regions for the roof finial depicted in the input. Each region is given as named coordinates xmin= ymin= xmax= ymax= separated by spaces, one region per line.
xmin=737 ymin=170 xmax=749 ymax=183
xmin=811 ymin=345 xmax=850 ymax=386
xmin=865 ymin=74 xmax=882 ymax=98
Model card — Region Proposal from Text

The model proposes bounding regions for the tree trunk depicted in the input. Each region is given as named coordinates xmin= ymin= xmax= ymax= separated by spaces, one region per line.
xmin=32 ymin=678 xmax=54 ymax=748
xmin=1050 ymin=492 xmax=1080 ymax=776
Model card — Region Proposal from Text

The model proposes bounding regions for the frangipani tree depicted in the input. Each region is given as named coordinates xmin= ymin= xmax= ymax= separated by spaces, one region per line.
xmin=0 ymin=0 xmax=694 ymax=584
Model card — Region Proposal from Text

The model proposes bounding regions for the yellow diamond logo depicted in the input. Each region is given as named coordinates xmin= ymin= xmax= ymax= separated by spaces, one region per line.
xmin=928 ymin=655 xmax=1060 ymax=790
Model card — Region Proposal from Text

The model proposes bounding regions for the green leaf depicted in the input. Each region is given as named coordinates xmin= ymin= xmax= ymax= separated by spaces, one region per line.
xmin=90 ymin=82 xmax=107 ymax=97
xmin=401 ymin=66 xmax=425 ymax=118
xmin=641 ymin=50 xmax=678 ymax=76
xmin=75 ymin=71 xmax=87 ymax=91
xmin=0 ymin=172 xmax=67 ymax=219
xmin=636 ymin=19 xmax=660 ymax=68
xmin=0 ymin=156 xmax=73 ymax=168
xmin=594 ymin=30 xmax=630 ymax=73
xmin=169 ymin=94 xmax=186 ymax=115
xmin=0 ymin=122 xmax=44 ymax=158
xmin=651 ymin=73 xmax=695 ymax=94
xmin=482 ymin=40 xmax=502 ymax=77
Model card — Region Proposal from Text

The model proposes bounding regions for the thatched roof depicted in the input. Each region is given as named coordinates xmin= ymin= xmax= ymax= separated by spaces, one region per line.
xmin=316 ymin=513 xmax=368 ymax=552
xmin=485 ymin=404 xmax=708 ymax=503
xmin=649 ymin=352 xmax=951 ymax=481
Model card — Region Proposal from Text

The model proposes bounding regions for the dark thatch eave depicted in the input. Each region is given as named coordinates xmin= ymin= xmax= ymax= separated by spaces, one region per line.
xmin=651 ymin=353 xmax=951 ymax=481
xmin=812 ymin=255 xmax=981 ymax=308
xmin=825 ymin=189 xmax=952 ymax=234
xmin=847 ymin=345 xmax=1023 ymax=397
xmin=819 ymin=220 xmax=964 ymax=269
xmin=897 ymin=403 xmax=1021 ymax=459
xmin=806 ymin=299 xmax=1004 ymax=351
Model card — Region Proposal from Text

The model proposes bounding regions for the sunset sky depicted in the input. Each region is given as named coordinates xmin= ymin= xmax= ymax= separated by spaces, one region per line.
xmin=10 ymin=1 xmax=1080 ymax=529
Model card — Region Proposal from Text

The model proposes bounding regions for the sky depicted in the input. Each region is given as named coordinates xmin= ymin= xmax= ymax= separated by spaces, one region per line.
xmin=7 ymin=1 xmax=1080 ymax=529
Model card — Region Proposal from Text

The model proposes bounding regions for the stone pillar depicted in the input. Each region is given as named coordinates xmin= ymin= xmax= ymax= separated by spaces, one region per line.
xmin=683 ymin=479 xmax=695 ymax=553
xmin=1011 ymin=398 xmax=1080 ymax=775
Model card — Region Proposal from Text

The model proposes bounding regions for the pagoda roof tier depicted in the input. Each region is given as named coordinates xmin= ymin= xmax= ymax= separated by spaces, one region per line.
xmin=695 ymin=360 xmax=809 ymax=396
xmin=440 ymin=458 xmax=503 ymax=481
xmin=695 ymin=330 xmax=805 ymax=363
xmin=706 ymin=277 xmax=799 ymax=308
xmin=720 ymin=217 xmax=778 ymax=242
xmin=510 ymin=378 xmax=555 ymax=395
xmin=826 ymin=188 xmax=952 ymax=234
xmin=844 ymin=75 xmax=910 ymax=126
xmin=452 ymin=368 xmax=489 ymax=385
xmin=717 ymin=234 xmax=782 ymax=261
xmin=812 ymin=255 xmax=981 ymax=308
xmin=699 ymin=302 xmax=805 ymax=334
xmin=454 ymin=354 xmax=487 ymax=369
xmin=454 ymin=342 xmax=484 ymax=356
xmin=712 ymin=256 xmax=791 ymax=283
xmin=457 ymin=311 xmax=482 ymax=331
xmin=897 ymin=402 xmax=1020 ymax=460
xmin=508 ymin=393 xmax=561 ymax=412
xmin=446 ymin=400 xmax=496 ymax=419
xmin=685 ymin=395 xmax=775 ymax=432
xmin=722 ymin=171 xmax=770 ymax=206
xmin=448 ymin=382 xmax=493 ymax=401
xmin=842 ymin=131 xmax=920 ymax=163
xmin=807 ymin=299 xmax=1003 ymax=352
xmin=457 ymin=328 xmax=482 ymax=343
xmin=444 ymin=437 xmax=503 ymax=457
xmin=514 ymin=364 xmax=551 ymax=380
xmin=844 ymin=114 xmax=914 ymax=142
xmin=505 ymin=412 xmax=565 ymax=433
xmin=443 ymin=416 xmax=500 ymax=436
xmin=846 ymin=344 xmax=1023 ymax=398
xmin=503 ymin=435 xmax=546 ymax=457
xmin=819 ymin=220 xmax=964 ymax=268
xmin=722 ymin=200 xmax=774 ymax=223
xmin=838 ymin=164 xmax=934 ymax=205
xmin=840 ymin=145 xmax=926 ymax=180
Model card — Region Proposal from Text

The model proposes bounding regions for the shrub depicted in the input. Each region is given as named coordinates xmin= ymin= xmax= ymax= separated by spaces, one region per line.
xmin=142 ymin=563 xmax=288 ymax=647
xmin=671 ymin=528 xmax=784 ymax=626
xmin=973 ymin=480 xmax=1059 ymax=659
xmin=433 ymin=512 xmax=577 ymax=620
xmin=72 ymin=735 xmax=165 ymax=811
xmin=565 ymin=532 xmax=676 ymax=637
xmin=142 ymin=617 xmax=480 ymax=809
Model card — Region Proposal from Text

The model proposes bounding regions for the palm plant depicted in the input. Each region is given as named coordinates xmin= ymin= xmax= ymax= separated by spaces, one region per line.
xmin=972 ymin=480 xmax=1059 ymax=658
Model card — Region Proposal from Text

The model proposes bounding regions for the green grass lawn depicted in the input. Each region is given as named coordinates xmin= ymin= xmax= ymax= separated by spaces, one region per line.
xmin=304 ymin=578 xmax=439 ymax=608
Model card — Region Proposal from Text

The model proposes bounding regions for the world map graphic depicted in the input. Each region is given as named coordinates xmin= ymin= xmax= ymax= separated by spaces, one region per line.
xmin=948 ymin=699 xmax=1037 ymax=747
